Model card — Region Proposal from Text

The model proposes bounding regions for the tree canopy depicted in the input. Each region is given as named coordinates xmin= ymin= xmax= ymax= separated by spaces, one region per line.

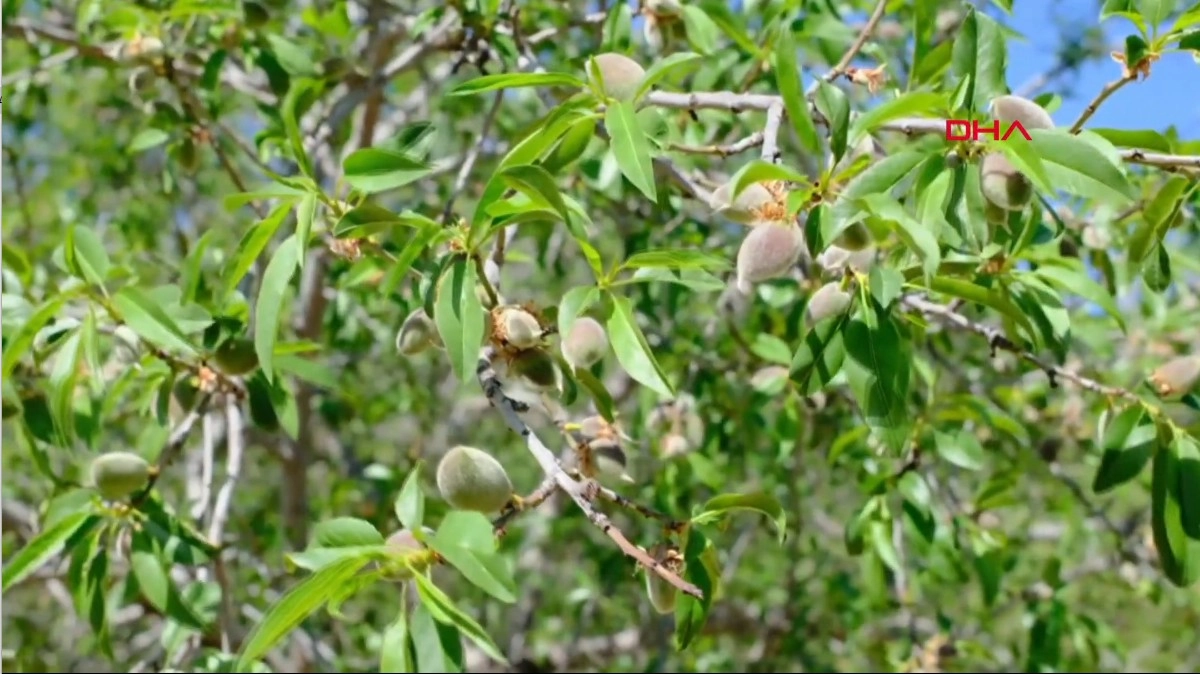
xmin=3 ymin=0 xmax=1200 ymax=672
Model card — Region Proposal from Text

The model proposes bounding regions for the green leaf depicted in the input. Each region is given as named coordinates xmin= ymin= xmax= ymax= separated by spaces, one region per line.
xmin=1 ymin=510 xmax=95 ymax=593
xmin=869 ymin=267 xmax=905 ymax=309
xmin=951 ymin=8 xmax=1008 ymax=114
xmin=410 ymin=599 xmax=464 ymax=672
xmin=2 ymin=296 xmax=66 ymax=379
xmin=842 ymin=309 xmax=911 ymax=451
xmin=428 ymin=511 xmax=516 ymax=603
xmin=680 ymin=4 xmax=721 ymax=54
xmin=254 ymin=234 xmax=301 ymax=382
xmin=266 ymin=34 xmax=319 ymax=76
xmin=605 ymin=100 xmax=658 ymax=202
xmin=1129 ymin=174 xmax=1190 ymax=265
xmin=295 ymin=193 xmax=317 ymax=263
xmin=825 ymin=150 xmax=927 ymax=248
xmin=789 ymin=314 xmax=848 ymax=396
xmin=410 ymin=570 xmax=509 ymax=666
xmin=113 ymin=287 xmax=199 ymax=357
xmin=1093 ymin=405 xmax=1155 ymax=493
xmin=849 ymin=92 xmax=947 ymax=147
xmin=333 ymin=205 xmax=437 ymax=239
xmin=221 ymin=202 xmax=291 ymax=301
xmin=342 ymin=149 xmax=432 ymax=194
xmin=673 ymin=528 xmax=716 ymax=651
xmin=281 ymin=80 xmax=317 ymax=179
xmin=313 ymin=517 xmax=384 ymax=548
xmin=557 ymin=286 xmax=600 ymax=339
xmin=814 ymin=80 xmax=851 ymax=162
xmin=690 ymin=491 xmax=787 ymax=543
xmin=286 ymin=545 xmax=387 ymax=573
xmin=572 ymin=367 xmax=617 ymax=422
xmin=129 ymin=539 xmax=207 ymax=630
xmin=1137 ymin=0 xmax=1176 ymax=29
xmin=395 ymin=466 xmax=425 ymax=532
xmin=605 ymin=293 xmax=674 ymax=397
xmin=380 ymin=606 xmax=415 ymax=673
xmin=129 ymin=128 xmax=170 ymax=153
xmin=620 ymin=249 xmax=731 ymax=272
xmin=235 ymin=554 xmax=375 ymax=670
xmin=770 ymin=29 xmax=819 ymax=154
xmin=433 ymin=257 xmax=487 ymax=385
xmin=729 ymin=159 xmax=809 ymax=199
xmin=1179 ymin=28 xmax=1200 ymax=49
xmin=542 ymin=115 xmax=597 ymax=174
xmin=856 ymin=193 xmax=941 ymax=279
xmin=1173 ymin=433 xmax=1200 ymax=539
xmin=498 ymin=165 xmax=574 ymax=233
xmin=447 ymin=72 xmax=584 ymax=97
xmin=1151 ymin=434 xmax=1200 ymax=587
xmin=1089 ymin=128 xmax=1173 ymax=152
xmin=1030 ymin=259 xmax=1125 ymax=332
xmin=1028 ymin=129 xmax=1136 ymax=205
xmin=635 ymin=52 xmax=703 ymax=100
xmin=935 ymin=429 xmax=987 ymax=470
xmin=65 ymin=225 xmax=110 ymax=287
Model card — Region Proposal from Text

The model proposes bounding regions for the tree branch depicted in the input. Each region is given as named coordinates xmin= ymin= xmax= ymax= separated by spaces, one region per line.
xmin=475 ymin=347 xmax=702 ymax=599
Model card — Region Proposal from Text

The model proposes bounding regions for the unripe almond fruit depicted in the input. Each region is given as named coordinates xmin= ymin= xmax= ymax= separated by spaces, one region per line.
xmin=807 ymin=282 xmax=852 ymax=323
xmin=436 ymin=445 xmax=514 ymax=514
xmin=991 ymin=95 xmax=1055 ymax=130
xmin=499 ymin=306 xmax=543 ymax=350
xmin=1149 ymin=355 xmax=1200 ymax=399
xmin=984 ymin=199 xmax=1008 ymax=227
xmin=735 ymin=221 xmax=804 ymax=294
xmin=562 ymin=317 xmax=609 ymax=368
xmin=644 ymin=545 xmax=684 ymax=614
xmin=396 ymin=309 xmax=440 ymax=355
xmin=980 ymin=153 xmax=1032 ymax=212
xmin=213 ymin=337 xmax=259 ymax=375
xmin=834 ymin=221 xmax=872 ymax=251
xmin=709 ymin=181 xmax=773 ymax=225
xmin=644 ymin=15 xmax=664 ymax=52
xmin=90 ymin=451 xmax=151 ymax=501
xmin=589 ymin=53 xmax=646 ymax=101
xmin=508 ymin=347 xmax=563 ymax=394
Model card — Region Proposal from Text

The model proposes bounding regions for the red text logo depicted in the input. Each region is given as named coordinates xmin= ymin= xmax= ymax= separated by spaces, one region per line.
xmin=945 ymin=119 xmax=1032 ymax=142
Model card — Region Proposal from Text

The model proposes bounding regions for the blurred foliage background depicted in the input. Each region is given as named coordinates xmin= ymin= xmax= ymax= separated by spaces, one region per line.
xmin=3 ymin=0 xmax=1200 ymax=672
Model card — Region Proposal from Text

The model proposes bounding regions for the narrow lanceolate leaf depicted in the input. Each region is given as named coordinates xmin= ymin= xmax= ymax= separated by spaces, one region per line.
xmin=950 ymin=8 xmax=1008 ymax=114
xmin=635 ymin=52 xmax=703 ymax=101
xmin=841 ymin=308 xmax=912 ymax=451
xmin=221 ymin=202 xmax=291 ymax=301
xmin=1027 ymin=129 xmax=1136 ymax=206
xmin=770 ymin=28 xmax=819 ymax=154
xmin=380 ymin=605 xmax=415 ymax=673
xmin=411 ymin=571 xmax=508 ymax=666
xmin=605 ymin=293 xmax=674 ymax=397
xmin=255 ymin=234 xmax=302 ymax=382
xmin=235 ymin=554 xmax=375 ymax=670
xmin=433 ymin=257 xmax=487 ymax=385
xmin=1151 ymin=433 xmax=1200 ymax=587
xmin=2 ymin=510 xmax=97 ymax=593
xmin=342 ymin=149 xmax=432 ymax=194
xmin=2 ymin=296 xmax=66 ymax=378
xmin=814 ymin=80 xmax=850 ymax=163
xmin=113 ymin=287 xmax=199 ymax=357
xmin=605 ymin=100 xmax=658 ymax=202
xmin=447 ymin=72 xmax=585 ymax=97
xmin=849 ymin=91 xmax=947 ymax=147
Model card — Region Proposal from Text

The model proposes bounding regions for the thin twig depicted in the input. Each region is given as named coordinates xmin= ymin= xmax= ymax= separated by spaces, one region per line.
xmin=668 ymin=133 xmax=764 ymax=157
xmin=901 ymin=295 xmax=1140 ymax=402
xmin=476 ymin=347 xmax=702 ymax=598
xmin=825 ymin=0 xmax=888 ymax=80
xmin=1070 ymin=75 xmax=1136 ymax=134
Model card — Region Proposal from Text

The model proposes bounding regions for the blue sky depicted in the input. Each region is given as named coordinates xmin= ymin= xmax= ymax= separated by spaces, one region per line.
xmin=1004 ymin=1 xmax=1199 ymax=139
